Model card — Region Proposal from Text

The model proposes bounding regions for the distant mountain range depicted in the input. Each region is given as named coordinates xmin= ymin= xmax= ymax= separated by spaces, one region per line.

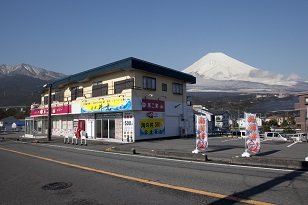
xmin=0 ymin=59 xmax=301 ymax=114
xmin=183 ymin=52 xmax=308 ymax=93
xmin=0 ymin=64 xmax=65 ymax=81
xmin=0 ymin=64 xmax=66 ymax=106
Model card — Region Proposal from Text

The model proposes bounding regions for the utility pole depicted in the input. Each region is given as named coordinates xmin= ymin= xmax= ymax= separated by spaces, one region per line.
xmin=44 ymin=83 xmax=52 ymax=141
xmin=47 ymin=85 xmax=52 ymax=141
xmin=305 ymin=107 xmax=307 ymax=143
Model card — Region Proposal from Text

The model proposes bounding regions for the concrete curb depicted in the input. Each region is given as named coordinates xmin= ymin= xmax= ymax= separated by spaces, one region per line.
xmin=2 ymin=136 xmax=308 ymax=170
xmin=108 ymin=147 xmax=308 ymax=170
xmin=230 ymin=157 xmax=308 ymax=170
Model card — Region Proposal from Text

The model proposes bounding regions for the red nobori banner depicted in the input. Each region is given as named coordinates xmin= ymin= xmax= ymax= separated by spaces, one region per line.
xmin=195 ymin=115 xmax=208 ymax=152
xmin=142 ymin=99 xmax=165 ymax=112
xmin=245 ymin=113 xmax=261 ymax=154
xmin=30 ymin=105 xmax=71 ymax=117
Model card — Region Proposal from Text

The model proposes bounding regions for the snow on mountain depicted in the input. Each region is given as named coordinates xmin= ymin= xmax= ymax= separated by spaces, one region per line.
xmin=183 ymin=52 xmax=299 ymax=86
xmin=0 ymin=64 xmax=65 ymax=81
xmin=183 ymin=52 xmax=307 ymax=93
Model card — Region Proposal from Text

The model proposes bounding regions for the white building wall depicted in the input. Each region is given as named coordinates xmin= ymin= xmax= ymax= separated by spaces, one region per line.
xmin=85 ymin=118 xmax=95 ymax=139
xmin=165 ymin=116 xmax=180 ymax=136
xmin=185 ymin=106 xmax=194 ymax=135
xmin=133 ymin=100 xmax=193 ymax=141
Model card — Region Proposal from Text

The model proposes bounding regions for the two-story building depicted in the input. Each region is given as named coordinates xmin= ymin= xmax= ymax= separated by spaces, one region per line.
xmin=25 ymin=57 xmax=196 ymax=142
xmin=294 ymin=92 xmax=308 ymax=132
xmin=213 ymin=111 xmax=230 ymax=133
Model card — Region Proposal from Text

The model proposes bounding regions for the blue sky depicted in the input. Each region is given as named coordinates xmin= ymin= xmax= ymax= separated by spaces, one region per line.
xmin=1 ymin=0 xmax=308 ymax=79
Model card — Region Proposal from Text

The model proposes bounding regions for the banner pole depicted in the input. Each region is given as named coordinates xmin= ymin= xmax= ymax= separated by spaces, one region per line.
xmin=242 ymin=112 xmax=250 ymax=157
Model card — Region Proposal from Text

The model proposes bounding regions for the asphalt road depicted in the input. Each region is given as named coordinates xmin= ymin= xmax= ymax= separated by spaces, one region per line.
xmin=1 ymin=140 xmax=308 ymax=205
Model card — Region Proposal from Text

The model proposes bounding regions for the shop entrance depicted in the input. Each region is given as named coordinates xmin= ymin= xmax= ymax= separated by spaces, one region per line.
xmin=95 ymin=113 xmax=121 ymax=139
xmin=25 ymin=117 xmax=47 ymax=137
xmin=95 ymin=119 xmax=115 ymax=139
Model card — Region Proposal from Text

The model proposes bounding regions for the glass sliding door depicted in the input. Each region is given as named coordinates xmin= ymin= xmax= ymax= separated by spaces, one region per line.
xmin=102 ymin=120 xmax=108 ymax=138
xmin=95 ymin=119 xmax=102 ymax=138
xmin=109 ymin=120 xmax=115 ymax=139
xmin=95 ymin=113 xmax=123 ymax=140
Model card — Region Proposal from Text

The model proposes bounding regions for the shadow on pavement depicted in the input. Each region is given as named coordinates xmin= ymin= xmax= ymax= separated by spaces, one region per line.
xmin=206 ymin=147 xmax=234 ymax=153
xmin=207 ymin=170 xmax=304 ymax=205
xmin=256 ymin=150 xmax=280 ymax=156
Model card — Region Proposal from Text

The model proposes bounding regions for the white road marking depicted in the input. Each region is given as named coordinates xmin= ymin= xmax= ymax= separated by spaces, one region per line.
xmin=209 ymin=136 xmax=225 ymax=139
xmin=13 ymin=141 xmax=307 ymax=174
xmin=0 ymin=146 xmax=274 ymax=205
xmin=287 ymin=141 xmax=298 ymax=148
xmin=221 ymin=138 xmax=241 ymax=142
xmin=260 ymin=139 xmax=269 ymax=142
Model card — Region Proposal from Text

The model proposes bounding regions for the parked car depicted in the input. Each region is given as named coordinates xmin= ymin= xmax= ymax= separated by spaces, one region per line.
xmin=290 ymin=133 xmax=307 ymax=142
xmin=264 ymin=132 xmax=287 ymax=141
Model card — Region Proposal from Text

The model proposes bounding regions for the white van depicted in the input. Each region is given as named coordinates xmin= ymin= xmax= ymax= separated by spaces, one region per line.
xmin=290 ymin=133 xmax=307 ymax=142
xmin=264 ymin=132 xmax=287 ymax=141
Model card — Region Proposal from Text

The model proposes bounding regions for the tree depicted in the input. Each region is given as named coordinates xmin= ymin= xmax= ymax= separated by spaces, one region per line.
xmin=262 ymin=124 xmax=271 ymax=132
xmin=0 ymin=108 xmax=29 ymax=120
xmin=281 ymin=120 xmax=289 ymax=128
xmin=268 ymin=119 xmax=278 ymax=127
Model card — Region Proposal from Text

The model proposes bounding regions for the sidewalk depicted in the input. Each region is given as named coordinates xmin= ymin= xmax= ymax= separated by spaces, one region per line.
xmin=1 ymin=133 xmax=308 ymax=170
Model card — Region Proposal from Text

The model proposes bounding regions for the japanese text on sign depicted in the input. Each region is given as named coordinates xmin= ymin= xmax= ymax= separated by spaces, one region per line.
xmin=140 ymin=118 xmax=165 ymax=135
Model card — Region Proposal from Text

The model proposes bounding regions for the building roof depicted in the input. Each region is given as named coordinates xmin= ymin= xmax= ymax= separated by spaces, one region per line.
xmin=51 ymin=57 xmax=196 ymax=89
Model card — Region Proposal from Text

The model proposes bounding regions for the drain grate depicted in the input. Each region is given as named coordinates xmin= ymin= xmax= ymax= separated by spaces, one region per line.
xmin=42 ymin=182 xmax=72 ymax=191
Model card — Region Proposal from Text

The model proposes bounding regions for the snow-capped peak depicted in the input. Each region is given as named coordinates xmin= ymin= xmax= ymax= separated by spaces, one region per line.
xmin=0 ymin=64 xmax=65 ymax=81
xmin=183 ymin=52 xmax=298 ymax=86
xmin=184 ymin=52 xmax=258 ymax=81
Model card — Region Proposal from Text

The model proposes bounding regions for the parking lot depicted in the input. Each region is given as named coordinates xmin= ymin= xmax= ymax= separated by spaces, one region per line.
xmin=207 ymin=136 xmax=308 ymax=160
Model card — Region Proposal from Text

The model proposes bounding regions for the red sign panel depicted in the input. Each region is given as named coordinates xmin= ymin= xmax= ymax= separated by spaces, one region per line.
xmin=142 ymin=99 xmax=165 ymax=112
xmin=30 ymin=105 xmax=71 ymax=117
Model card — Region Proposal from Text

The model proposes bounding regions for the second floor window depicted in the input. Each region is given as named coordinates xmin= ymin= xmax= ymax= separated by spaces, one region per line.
xmin=43 ymin=96 xmax=48 ymax=105
xmin=92 ymin=82 xmax=108 ymax=97
xmin=172 ymin=83 xmax=183 ymax=95
xmin=52 ymin=90 xmax=64 ymax=102
xmin=162 ymin=83 xmax=167 ymax=91
xmin=143 ymin=76 xmax=156 ymax=90
xmin=71 ymin=86 xmax=83 ymax=101
xmin=114 ymin=78 xmax=134 ymax=94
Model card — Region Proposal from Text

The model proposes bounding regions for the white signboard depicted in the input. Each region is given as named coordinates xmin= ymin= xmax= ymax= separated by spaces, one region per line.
xmin=123 ymin=113 xmax=134 ymax=142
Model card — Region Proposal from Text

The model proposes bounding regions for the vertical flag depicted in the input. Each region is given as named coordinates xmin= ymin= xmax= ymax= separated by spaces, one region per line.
xmin=195 ymin=115 xmax=208 ymax=152
xmin=245 ymin=113 xmax=261 ymax=154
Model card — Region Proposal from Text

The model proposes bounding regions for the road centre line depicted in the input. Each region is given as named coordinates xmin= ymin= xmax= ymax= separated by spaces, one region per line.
xmin=287 ymin=141 xmax=298 ymax=148
xmin=0 ymin=146 xmax=273 ymax=205
xmin=15 ymin=141 xmax=306 ymax=173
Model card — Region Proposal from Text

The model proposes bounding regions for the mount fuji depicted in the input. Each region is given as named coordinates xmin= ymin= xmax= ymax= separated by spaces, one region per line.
xmin=183 ymin=52 xmax=308 ymax=93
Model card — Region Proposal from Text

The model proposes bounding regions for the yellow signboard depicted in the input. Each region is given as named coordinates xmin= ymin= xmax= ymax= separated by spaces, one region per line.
xmin=140 ymin=118 xmax=165 ymax=135
xmin=81 ymin=97 xmax=132 ymax=113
